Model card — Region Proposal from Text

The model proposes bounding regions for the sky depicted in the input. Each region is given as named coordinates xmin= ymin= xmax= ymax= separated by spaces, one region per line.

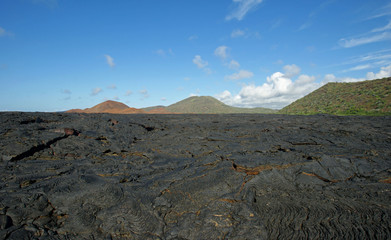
xmin=1 ymin=0 xmax=391 ymax=111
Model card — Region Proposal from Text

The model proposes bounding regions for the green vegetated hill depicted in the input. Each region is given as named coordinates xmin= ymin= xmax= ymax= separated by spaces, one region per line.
xmin=165 ymin=96 xmax=277 ymax=114
xmin=279 ymin=77 xmax=391 ymax=116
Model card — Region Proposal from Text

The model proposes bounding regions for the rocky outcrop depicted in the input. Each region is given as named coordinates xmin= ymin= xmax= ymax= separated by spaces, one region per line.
xmin=0 ymin=112 xmax=390 ymax=239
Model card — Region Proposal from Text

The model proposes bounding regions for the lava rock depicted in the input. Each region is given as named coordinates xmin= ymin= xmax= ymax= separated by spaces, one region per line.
xmin=0 ymin=112 xmax=390 ymax=239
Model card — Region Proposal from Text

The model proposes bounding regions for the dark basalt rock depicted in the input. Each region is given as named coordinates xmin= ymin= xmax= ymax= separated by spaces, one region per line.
xmin=0 ymin=112 xmax=390 ymax=239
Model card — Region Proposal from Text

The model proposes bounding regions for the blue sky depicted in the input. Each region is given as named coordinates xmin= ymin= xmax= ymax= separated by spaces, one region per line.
xmin=1 ymin=0 xmax=391 ymax=111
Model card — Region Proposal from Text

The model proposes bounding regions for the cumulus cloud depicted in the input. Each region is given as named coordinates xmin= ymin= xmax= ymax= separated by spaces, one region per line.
xmin=228 ymin=60 xmax=240 ymax=69
xmin=91 ymin=87 xmax=103 ymax=96
xmin=217 ymin=64 xmax=391 ymax=109
xmin=217 ymin=72 xmax=319 ymax=109
xmin=104 ymin=55 xmax=115 ymax=68
xmin=214 ymin=46 xmax=229 ymax=60
xmin=283 ymin=64 xmax=301 ymax=78
xmin=231 ymin=29 xmax=245 ymax=38
xmin=193 ymin=55 xmax=208 ymax=68
xmin=366 ymin=64 xmax=391 ymax=80
xmin=225 ymin=70 xmax=254 ymax=81
xmin=193 ymin=55 xmax=212 ymax=74
xmin=226 ymin=0 xmax=263 ymax=21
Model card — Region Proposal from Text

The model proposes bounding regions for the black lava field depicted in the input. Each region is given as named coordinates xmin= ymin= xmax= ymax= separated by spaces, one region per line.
xmin=1 ymin=112 xmax=390 ymax=239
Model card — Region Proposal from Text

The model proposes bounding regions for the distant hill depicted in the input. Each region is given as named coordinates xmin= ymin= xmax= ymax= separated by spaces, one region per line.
xmin=165 ymin=96 xmax=277 ymax=114
xmin=279 ymin=78 xmax=391 ymax=115
xmin=66 ymin=100 xmax=147 ymax=114
xmin=66 ymin=97 xmax=277 ymax=115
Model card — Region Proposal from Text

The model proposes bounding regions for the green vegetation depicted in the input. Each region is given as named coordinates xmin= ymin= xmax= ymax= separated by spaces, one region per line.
xmin=165 ymin=96 xmax=277 ymax=114
xmin=279 ymin=77 xmax=391 ymax=116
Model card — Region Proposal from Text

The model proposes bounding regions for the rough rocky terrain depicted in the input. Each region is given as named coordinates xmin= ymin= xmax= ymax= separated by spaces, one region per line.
xmin=0 ymin=112 xmax=390 ymax=239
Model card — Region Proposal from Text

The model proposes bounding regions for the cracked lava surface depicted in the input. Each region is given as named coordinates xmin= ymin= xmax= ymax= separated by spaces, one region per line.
xmin=0 ymin=112 xmax=391 ymax=239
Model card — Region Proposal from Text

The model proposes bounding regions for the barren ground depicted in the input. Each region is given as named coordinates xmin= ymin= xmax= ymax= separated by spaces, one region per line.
xmin=1 ymin=112 xmax=390 ymax=239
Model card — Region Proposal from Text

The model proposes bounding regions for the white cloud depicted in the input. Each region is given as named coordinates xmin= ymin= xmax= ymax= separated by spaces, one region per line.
xmin=193 ymin=55 xmax=208 ymax=68
xmin=125 ymin=90 xmax=133 ymax=96
xmin=104 ymin=55 xmax=115 ymax=68
xmin=91 ymin=87 xmax=103 ymax=96
xmin=366 ymin=64 xmax=391 ymax=80
xmin=218 ymin=72 xmax=319 ymax=109
xmin=342 ymin=64 xmax=372 ymax=73
xmin=339 ymin=19 xmax=391 ymax=48
xmin=231 ymin=29 xmax=245 ymax=38
xmin=322 ymin=74 xmax=365 ymax=84
xmin=283 ymin=64 xmax=301 ymax=78
xmin=225 ymin=70 xmax=254 ymax=80
xmin=107 ymin=84 xmax=117 ymax=89
xmin=156 ymin=48 xmax=174 ymax=57
xmin=342 ymin=50 xmax=391 ymax=71
xmin=113 ymin=96 xmax=120 ymax=100
xmin=226 ymin=0 xmax=263 ymax=21
xmin=161 ymin=97 xmax=167 ymax=101
xmin=214 ymin=46 xmax=229 ymax=60
xmin=184 ymin=77 xmax=191 ymax=81
xmin=372 ymin=20 xmax=391 ymax=32
xmin=339 ymin=32 xmax=391 ymax=48
xmin=217 ymin=64 xmax=391 ymax=109
xmin=367 ymin=3 xmax=391 ymax=20
xmin=228 ymin=60 xmax=240 ymax=69
xmin=216 ymin=90 xmax=232 ymax=101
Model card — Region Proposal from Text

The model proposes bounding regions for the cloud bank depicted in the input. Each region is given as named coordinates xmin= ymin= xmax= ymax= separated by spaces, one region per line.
xmin=216 ymin=64 xmax=391 ymax=109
